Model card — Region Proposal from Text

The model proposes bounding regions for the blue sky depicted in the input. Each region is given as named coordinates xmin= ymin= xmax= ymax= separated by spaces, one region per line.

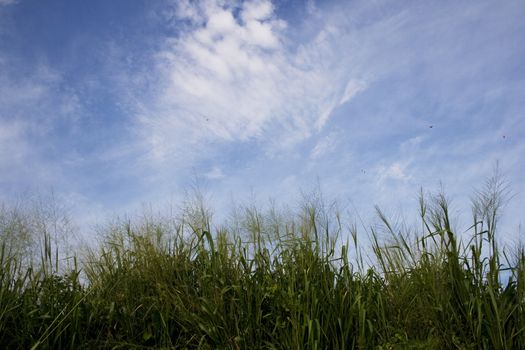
xmin=0 ymin=0 xmax=524 ymax=243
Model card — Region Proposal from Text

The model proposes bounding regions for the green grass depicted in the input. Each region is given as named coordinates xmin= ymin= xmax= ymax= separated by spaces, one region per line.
xmin=0 ymin=175 xmax=524 ymax=349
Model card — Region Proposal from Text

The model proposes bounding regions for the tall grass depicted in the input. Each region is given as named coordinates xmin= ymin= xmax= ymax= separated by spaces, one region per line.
xmin=0 ymin=176 xmax=524 ymax=349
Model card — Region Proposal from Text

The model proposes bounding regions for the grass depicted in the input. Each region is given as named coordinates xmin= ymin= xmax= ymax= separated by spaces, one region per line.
xmin=0 ymin=175 xmax=524 ymax=349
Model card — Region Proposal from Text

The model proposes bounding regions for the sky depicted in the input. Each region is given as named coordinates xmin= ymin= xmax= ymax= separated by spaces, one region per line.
xmin=0 ymin=0 xmax=524 ymax=245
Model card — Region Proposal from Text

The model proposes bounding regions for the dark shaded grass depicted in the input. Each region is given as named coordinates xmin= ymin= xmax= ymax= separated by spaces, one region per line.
xmin=0 ymin=177 xmax=524 ymax=349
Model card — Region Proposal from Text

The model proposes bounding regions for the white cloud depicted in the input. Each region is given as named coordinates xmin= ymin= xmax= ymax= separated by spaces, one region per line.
xmin=171 ymin=0 xmax=205 ymax=24
xmin=310 ymin=132 xmax=339 ymax=160
xmin=378 ymin=162 xmax=412 ymax=183
xmin=340 ymin=79 xmax=367 ymax=105
xmin=241 ymin=0 xmax=274 ymax=22
xmin=0 ymin=57 xmax=86 ymax=192
xmin=399 ymin=136 xmax=424 ymax=153
xmin=205 ymin=166 xmax=225 ymax=179
xmin=0 ymin=61 xmax=70 ymax=118
xmin=207 ymin=9 xmax=237 ymax=34
xmin=137 ymin=0 xmax=365 ymax=166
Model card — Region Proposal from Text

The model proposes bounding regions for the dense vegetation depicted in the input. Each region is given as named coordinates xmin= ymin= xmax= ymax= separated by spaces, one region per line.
xmin=0 ymin=175 xmax=524 ymax=349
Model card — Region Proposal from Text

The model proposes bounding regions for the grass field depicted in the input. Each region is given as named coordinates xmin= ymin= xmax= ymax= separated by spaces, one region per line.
xmin=0 ymin=175 xmax=524 ymax=349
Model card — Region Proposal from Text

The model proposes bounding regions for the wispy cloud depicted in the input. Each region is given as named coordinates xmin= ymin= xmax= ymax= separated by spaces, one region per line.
xmin=310 ymin=131 xmax=339 ymax=160
xmin=378 ymin=161 xmax=412 ymax=183
xmin=205 ymin=166 xmax=225 ymax=180
xmin=339 ymin=79 xmax=367 ymax=106
xmin=135 ymin=0 xmax=362 ymax=167
xmin=0 ymin=0 xmax=17 ymax=6
xmin=0 ymin=119 xmax=29 ymax=167
xmin=0 ymin=57 xmax=85 ymax=193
